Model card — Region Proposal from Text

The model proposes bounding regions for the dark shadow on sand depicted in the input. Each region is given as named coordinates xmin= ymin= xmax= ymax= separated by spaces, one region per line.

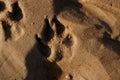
xmin=52 ymin=0 xmax=87 ymax=23
xmin=53 ymin=0 xmax=83 ymax=15
xmin=99 ymin=32 xmax=120 ymax=57
xmin=95 ymin=20 xmax=120 ymax=56
xmin=25 ymin=37 xmax=62 ymax=80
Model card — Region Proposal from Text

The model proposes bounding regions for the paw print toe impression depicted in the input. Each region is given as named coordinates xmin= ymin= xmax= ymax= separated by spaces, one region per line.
xmin=0 ymin=1 xmax=5 ymax=11
xmin=1 ymin=21 xmax=11 ymax=41
xmin=0 ymin=1 xmax=24 ymax=41
xmin=52 ymin=16 xmax=65 ymax=36
xmin=36 ymin=16 xmax=74 ymax=62
xmin=42 ymin=17 xmax=54 ymax=42
xmin=8 ymin=2 xmax=23 ymax=21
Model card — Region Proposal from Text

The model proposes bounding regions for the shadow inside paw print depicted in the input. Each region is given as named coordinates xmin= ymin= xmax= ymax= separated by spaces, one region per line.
xmin=25 ymin=35 xmax=62 ymax=80
xmin=62 ymin=34 xmax=74 ymax=47
xmin=52 ymin=15 xmax=65 ymax=36
xmin=1 ymin=21 xmax=11 ymax=41
xmin=0 ymin=1 xmax=6 ymax=11
xmin=35 ymin=34 xmax=51 ymax=58
xmin=41 ymin=16 xmax=66 ymax=43
xmin=41 ymin=17 xmax=54 ymax=42
xmin=8 ymin=2 xmax=23 ymax=21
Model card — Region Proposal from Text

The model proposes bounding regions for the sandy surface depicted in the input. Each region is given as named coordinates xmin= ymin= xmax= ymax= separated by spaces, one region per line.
xmin=0 ymin=0 xmax=120 ymax=80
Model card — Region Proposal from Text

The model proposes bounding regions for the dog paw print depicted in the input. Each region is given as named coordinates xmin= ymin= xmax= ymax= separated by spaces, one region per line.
xmin=0 ymin=1 xmax=24 ymax=41
xmin=36 ymin=16 xmax=74 ymax=62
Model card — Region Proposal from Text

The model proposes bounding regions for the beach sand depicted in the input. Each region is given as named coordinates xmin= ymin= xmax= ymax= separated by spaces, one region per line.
xmin=0 ymin=0 xmax=120 ymax=80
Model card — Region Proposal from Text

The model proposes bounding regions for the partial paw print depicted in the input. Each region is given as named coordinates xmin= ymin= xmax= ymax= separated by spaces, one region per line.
xmin=36 ymin=16 xmax=74 ymax=62
xmin=0 ymin=1 xmax=24 ymax=41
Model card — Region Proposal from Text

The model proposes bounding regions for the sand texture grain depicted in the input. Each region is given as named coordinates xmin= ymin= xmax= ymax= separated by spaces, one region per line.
xmin=0 ymin=0 xmax=120 ymax=80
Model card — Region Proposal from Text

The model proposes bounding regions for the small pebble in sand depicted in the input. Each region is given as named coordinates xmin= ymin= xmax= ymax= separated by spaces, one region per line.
xmin=65 ymin=74 xmax=73 ymax=80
